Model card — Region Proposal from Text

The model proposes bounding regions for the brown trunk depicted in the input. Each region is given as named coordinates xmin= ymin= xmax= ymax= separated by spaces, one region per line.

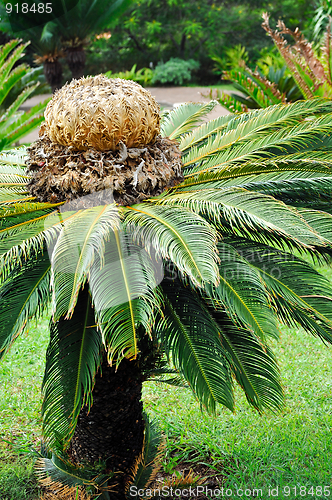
xmin=43 ymin=59 xmax=63 ymax=93
xmin=65 ymin=47 xmax=86 ymax=80
xmin=68 ymin=357 xmax=145 ymax=499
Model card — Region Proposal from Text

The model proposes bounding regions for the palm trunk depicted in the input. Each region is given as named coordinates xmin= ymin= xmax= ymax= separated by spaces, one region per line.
xmin=68 ymin=356 xmax=145 ymax=498
xmin=43 ymin=59 xmax=63 ymax=93
xmin=65 ymin=47 xmax=86 ymax=80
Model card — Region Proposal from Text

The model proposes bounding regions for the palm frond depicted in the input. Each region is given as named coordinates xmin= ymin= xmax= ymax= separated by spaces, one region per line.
xmin=225 ymin=238 xmax=332 ymax=343
xmin=1 ymin=98 xmax=48 ymax=149
xmin=295 ymin=208 xmax=332 ymax=243
xmin=204 ymin=241 xmax=279 ymax=340
xmin=161 ymin=101 xmax=217 ymax=140
xmin=206 ymin=308 xmax=283 ymax=412
xmin=179 ymin=114 xmax=234 ymax=152
xmin=50 ymin=204 xmax=120 ymax=319
xmin=150 ymin=188 xmax=329 ymax=249
xmin=42 ymin=287 xmax=102 ymax=448
xmin=123 ymin=204 xmax=219 ymax=288
xmin=0 ymin=39 xmax=26 ymax=69
xmin=158 ymin=279 xmax=234 ymax=414
xmin=0 ymin=146 xmax=28 ymax=166
xmin=182 ymin=112 xmax=332 ymax=172
xmin=0 ymin=208 xmax=75 ymax=282
xmin=0 ymin=252 xmax=51 ymax=361
xmin=88 ymin=231 xmax=163 ymax=363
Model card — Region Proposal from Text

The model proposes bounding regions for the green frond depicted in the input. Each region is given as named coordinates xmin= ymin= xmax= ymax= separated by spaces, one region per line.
xmin=207 ymin=309 xmax=283 ymax=412
xmin=88 ymin=239 xmax=163 ymax=364
xmin=182 ymin=112 xmax=332 ymax=172
xmin=295 ymin=208 xmax=332 ymax=243
xmin=0 ymin=171 xmax=30 ymax=187
xmin=0 ymin=41 xmax=29 ymax=87
xmin=0 ymin=39 xmax=27 ymax=69
xmin=42 ymin=288 xmax=102 ymax=448
xmin=0 ymin=209 xmax=75 ymax=282
xmin=1 ymin=100 xmax=47 ymax=149
xmin=151 ymin=188 xmax=329 ymax=249
xmin=214 ymin=91 xmax=248 ymax=113
xmin=178 ymin=114 xmax=234 ymax=152
xmin=51 ymin=204 xmax=121 ymax=319
xmin=123 ymin=204 xmax=219 ymax=288
xmin=0 ymin=64 xmax=32 ymax=109
xmin=0 ymin=82 xmax=39 ymax=121
xmin=158 ymin=279 xmax=234 ymax=414
xmin=160 ymin=101 xmax=217 ymax=140
xmin=0 ymin=186 xmax=29 ymax=200
xmin=225 ymin=238 xmax=332 ymax=344
xmin=224 ymin=69 xmax=276 ymax=107
xmin=0 ymin=146 xmax=28 ymax=167
xmin=175 ymin=165 xmax=332 ymax=211
xmin=0 ymin=252 xmax=51 ymax=361
xmin=0 ymin=201 xmax=61 ymax=229
xmin=205 ymin=241 xmax=279 ymax=340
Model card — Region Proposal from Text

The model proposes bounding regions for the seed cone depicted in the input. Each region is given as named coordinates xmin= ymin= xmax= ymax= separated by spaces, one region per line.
xmin=42 ymin=75 xmax=161 ymax=151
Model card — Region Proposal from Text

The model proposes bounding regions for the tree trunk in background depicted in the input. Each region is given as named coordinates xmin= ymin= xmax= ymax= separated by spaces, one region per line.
xmin=65 ymin=47 xmax=86 ymax=80
xmin=43 ymin=59 xmax=63 ymax=93
xmin=69 ymin=357 xmax=145 ymax=499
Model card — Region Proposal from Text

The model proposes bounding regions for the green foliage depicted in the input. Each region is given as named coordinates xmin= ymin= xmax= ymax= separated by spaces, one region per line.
xmin=312 ymin=0 xmax=332 ymax=40
xmin=210 ymin=47 xmax=301 ymax=112
xmin=151 ymin=58 xmax=200 ymax=86
xmin=211 ymin=44 xmax=249 ymax=75
xmin=88 ymin=0 xmax=316 ymax=81
xmin=0 ymin=39 xmax=49 ymax=150
xmin=212 ymin=14 xmax=332 ymax=112
xmin=105 ymin=64 xmax=153 ymax=86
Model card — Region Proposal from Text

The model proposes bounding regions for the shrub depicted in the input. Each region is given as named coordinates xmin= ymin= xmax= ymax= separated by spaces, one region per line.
xmin=105 ymin=64 xmax=154 ymax=86
xmin=151 ymin=58 xmax=200 ymax=86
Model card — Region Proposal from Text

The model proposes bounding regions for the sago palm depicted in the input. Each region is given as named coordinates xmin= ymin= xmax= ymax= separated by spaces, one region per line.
xmin=1 ymin=76 xmax=332 ymax=499
xmin=47 ymin=0 xmax=133 ymax=80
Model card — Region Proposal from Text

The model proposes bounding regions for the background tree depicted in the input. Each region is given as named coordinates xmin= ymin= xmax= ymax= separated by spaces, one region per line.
xmin=87 ymin=0 xmax=316 ymax=81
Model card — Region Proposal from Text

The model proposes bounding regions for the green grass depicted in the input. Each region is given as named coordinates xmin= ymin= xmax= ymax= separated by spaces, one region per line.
xmin=1 ymin=266 xmax=332 ymax=499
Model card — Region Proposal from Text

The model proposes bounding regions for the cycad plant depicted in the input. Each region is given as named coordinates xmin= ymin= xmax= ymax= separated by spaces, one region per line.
xmin=48 ymin=0 xmax=133 ymax=80
xmin=2 ymin=76 xmax=332 ymax=498
xmin=214 ymin=13 xmax=332 ymax=112
xmin=0 ymin=39 xmax=50 ymax=150
xmin=0 ymin=0 xmax=132 ymax=88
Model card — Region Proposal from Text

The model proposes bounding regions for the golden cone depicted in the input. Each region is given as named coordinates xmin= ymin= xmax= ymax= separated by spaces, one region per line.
xmin=42 ymin=75 xmax=161 ymax=151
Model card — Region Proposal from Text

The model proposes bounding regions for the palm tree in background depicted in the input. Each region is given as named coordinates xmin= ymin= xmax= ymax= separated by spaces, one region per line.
xmin=47 ymin=0 xmax=133 ymax=80
xmin=1 ymin=77 xmax=332 ymax=498
xmin=0 ymin=3 xmax=63 ymax=92
xmin=0 ymin=0 xmax=133 ymax=87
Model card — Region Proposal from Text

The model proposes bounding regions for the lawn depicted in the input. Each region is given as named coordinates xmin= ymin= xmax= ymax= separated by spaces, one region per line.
xmin=1 ymin=264 xmax=332 ymax=500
